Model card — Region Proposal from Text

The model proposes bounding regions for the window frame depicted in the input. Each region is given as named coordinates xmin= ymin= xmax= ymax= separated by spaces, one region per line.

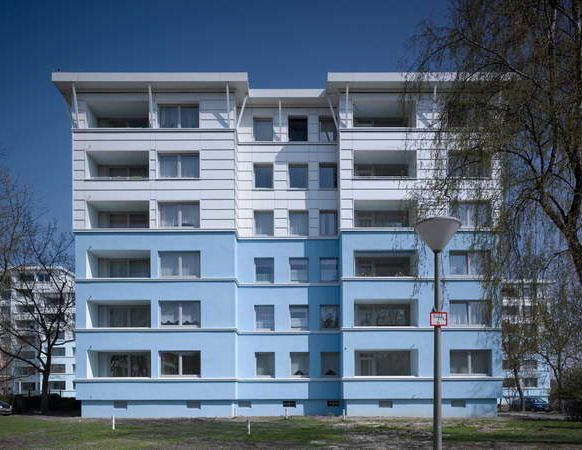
xmin=320 ymin=305 xmax=339 ymax=329
xmin=319 ymin=210 xmax=338 ymax=236
xmin=289 ymin=305 xmax=309 ymax=330
xmin=160 ymin=351 xmax=201 ymax=377
xmin=320 ymin=258 xmax=339 ymax=282
xmin=319 ymin=117 xmax=337 ymax=143
xmin=289 ymin=210 xmax=309 ymax=236
xmin=159 ymin=301 xmax=201 ymax=327
xmin=159 ymin=252 xmax=201 ymax=278
xmin=255 ymin=352 xmax=275 ymax=378
xmin=288 ymin=164 xmax=308 ymax=189
xmin=449 ymin=350 xmax=491 ymax=376
xmin=254 ymin=257 xmax=274 ymax=283
xmin=254 ymin=210 xmax=274 ymax=236
xmin=254 ymin=305 xmax=275 ymax=331
xmin=253 ymin=117 xmax=274 ymax=142
xmin=158 ymin=202 xmax=200 ymax=228
xmin=319 ymin=163 xmax=338 ymax=189
xmin=158 ymin=104 xmax=200 ymax=129
xmin=290 ymin=352 xmax=310 ymax=378
xmin=289 ymin=258 xmax=309 ymax=283
xmin=158 ymin=152 xmax=200 ymax=179
xmin=253 ymin=163 xmax=274 ymax=189
xmin=288 ymin=116 xmax=308 ymax=142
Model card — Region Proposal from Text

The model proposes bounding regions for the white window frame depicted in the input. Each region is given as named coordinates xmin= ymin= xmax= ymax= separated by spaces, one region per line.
xmin=253 ymin=117 xmax=274 ymax=142
xmin=289 ymin=305 xmax=309 ymax=330
xmin=254 ymin=210 xmax=274 ymax=236
xmin=450 ymin=350 xmax=491 ymax=376
xmin=320 ymin=258 xmax=339 ymax=282
xmin=158 ymin=104 xmax=199 ymax=129
xmin=253 ymin=163 xmax=274 ymax=189
xmin=160 ymin=351 xmax=201 ymax=377
xmin=288 ymin=164 xmax=308 ymax=189
xmin=254 ymin=305 xmax=275 ymax=331
xmin=158 ymin=202 xmax=200 ymax=228
xmin=289 ymin=258 xmax=309 ymax=283
xmin=255 ymin=352 xmax=275 ymax=378
xmin=290 ymin=352 xmax=309 ymax=378
xmin=158 ymin=153 xmax=200 ymax=179
xmin=254 ymin=258 xmax=274 ymax=283
xmin=159 ymin=252 xmax=201 ymax=278
xmin=159 ymin=301 xmax=201 ymax=327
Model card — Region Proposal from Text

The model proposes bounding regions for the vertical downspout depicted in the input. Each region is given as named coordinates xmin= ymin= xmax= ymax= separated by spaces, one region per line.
xmin=71 ymin=83 xmax=80 ymax=128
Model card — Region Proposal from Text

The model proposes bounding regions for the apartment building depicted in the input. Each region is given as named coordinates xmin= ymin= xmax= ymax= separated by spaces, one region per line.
xmin=501 ymin=283 xmax=552 ymax=404
xmin=52 ymin=72 xmax=502 ymax=418
xmin=0 ymin=267 xmax=76 ymax=397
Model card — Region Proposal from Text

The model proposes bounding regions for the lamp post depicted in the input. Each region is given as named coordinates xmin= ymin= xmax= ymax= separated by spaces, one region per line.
xmin=415 ymin=216 xmax=461 ymax=450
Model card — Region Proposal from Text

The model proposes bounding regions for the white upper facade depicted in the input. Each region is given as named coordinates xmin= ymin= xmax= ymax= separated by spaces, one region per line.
xmin=53 ymin=72 xmax=497 ymax=237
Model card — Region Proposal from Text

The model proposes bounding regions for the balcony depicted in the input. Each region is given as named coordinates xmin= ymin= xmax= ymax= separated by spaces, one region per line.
xmin=353 ymin=150 xmax=416 ymax=178
xmin=87 ymin=301 xmax=151 ymax=328
xmin=352 ymin=95 xmax=415 ymax=128
xmin=354 ymin=252 xmax=416 ymax=277
xmin=86 ymin=151 xmax=149 ymax=180
xmin=80 ymin=94 xmax=149 ymax=128
xmin=87 ymin=201 xmax=149 ymax=229
xmin=89 ymin=351 xmax=151 ymax=378
xmin=87 ymin=251 xmax=150 ymax=279
xmin=354 ymin=200 xmax=415 ymax=228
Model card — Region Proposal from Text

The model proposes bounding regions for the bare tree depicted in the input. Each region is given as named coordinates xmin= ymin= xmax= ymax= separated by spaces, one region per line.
xmin=0 ymin=224 xmax=74 ymax=413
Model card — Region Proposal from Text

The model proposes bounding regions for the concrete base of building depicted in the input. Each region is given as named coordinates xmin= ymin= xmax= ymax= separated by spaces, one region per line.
xmin=81 ymin=398 xmax=497 ymax=418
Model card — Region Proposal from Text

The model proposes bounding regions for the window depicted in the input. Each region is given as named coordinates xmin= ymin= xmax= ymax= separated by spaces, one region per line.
xmin=254 ymin=164 xmax=273 ymax=188
xmin=319 ymin=211 xmax=338 ymax=236
xmin=159 ymin=105 xmax=199 ymax=128
xmin=238 ymin=400 xmax=251 ymax=408
xmin=290 ymin=305 xmax=309 ymax=330
xmin=113 ymin=401 xmax=128 ymax=409
xmin=448 ymin=151 xmax=491 ymax=178
xmin=289 ymin=211 xmax=309 ymax=236
xmin=321 ymin=352 xmax=340 ymax=377
xmin=449 ymin=251 xmax=488 ymax=275
xmin=160 ymin=351 xmax=200 ymax=376
xmin=289 ymin=258 xmax=308 ymax=283
xmin=290 ymin=352 xmax=309 ymax=377
xmin=160 ymin=301 xmax=200 ymax=327
xmin=379 ymin=400 xmax=394 ymax=408
xmin=288 ymin=116 xmax=308 ymax=141
xmin=319 ymin=163 xmax=337 ymax=188
xmin=355 ymin=303 xmax=411 ymax=326
xmin=99 ymin=259 xmax=150 ymax=278
xmin=255 ymin=305 xmax=274 ymax=331
xmin=319 ymin=117 xmax=337 ymax=142
xmin=21 ymin=382 xmax=36 ymax=391
xmin=254 ymin=211 xmax=274 ymax=236
xmin=282 ymin=400 xmax=297 ymax=408
xmin=355 ymin=252 xmax=416 ymax=277
xmin=320 ymin=305 xmax=339 ymax=329
xmin=288 ymin=164 xmax=308 ymax=188
xmin=159 ymin=203 xmax=200 ymax=228
xmin=327 ymin=400 xmax=340 ymax=407
xmin=451 ymin=400 xmax=466 ymax=408
xmin=50 ymin=364 xmax=66 ymax=374
xmin=451 ymin=201 xmax=491 ymax=227
xmin=255 ymin=352 xmax=274 ymax=377
xmin=100 ymin=212 xmax=148 ymax=229
xmin=186 ymin=400 xmax=201 ymax=409
xmin=159 ymin=252 xmax=200 ymax=278
xmin=320 ymin=258 xmax=339 ymax=282
xmin=104 ymin=352 xmax=151 ymax=377
xmin=450 ymin=350 xmax=491 ymax=375
xmin=355 ymin=210 xmax=409 ymax=228
xmin=523 ymin=359 xmax=538 ymax=370
xmin=159 ymin=153 xmax=200 ymax=178
xmin=52 ymin=347 xmax=66 ymax=357
xmin=356 ymin=351 xmax=412 ymax=376
xmin=503 ymin=378 xmax=516 ymax=388
xmin=98 ymin=304 xmax=150 ymax=328
xmin=255 ymin=258 xmax=274 ymax=283
xmin=49 ymin=381 xmax=66 ymax=390
xmin=523 ymin=377 xmax=538 ymax=387
xmin=253 ymin=117 xmax=274 ymax=141
xmin=450 ymin=301 xmax=490 ymax=326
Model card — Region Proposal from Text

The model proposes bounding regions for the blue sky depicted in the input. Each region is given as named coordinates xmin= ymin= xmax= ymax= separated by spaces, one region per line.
xmin=0 ymin=0 xmax=446 ymax=233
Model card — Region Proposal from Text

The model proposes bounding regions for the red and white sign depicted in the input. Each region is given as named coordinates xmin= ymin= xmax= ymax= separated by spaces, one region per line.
xmin=430 ymin=311 xmax=448 ymax=327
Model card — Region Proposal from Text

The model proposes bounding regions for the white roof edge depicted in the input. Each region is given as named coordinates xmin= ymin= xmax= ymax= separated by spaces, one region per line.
xmin=327 ymin=72 xmax=457 ymax=83
xmin=51 ymin=72 xmax=249 ymax=83
xmin=249 ymin=88 xmax=326 ymax=98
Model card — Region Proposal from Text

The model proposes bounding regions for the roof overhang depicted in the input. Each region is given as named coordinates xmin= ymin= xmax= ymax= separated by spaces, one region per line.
xmin=326 ymin=72 xmax=456 ymax=93
xmin=52 ymin=72 xmax=249 ymax=103
xmin=247 ymin=89 xmax=329 ymax=106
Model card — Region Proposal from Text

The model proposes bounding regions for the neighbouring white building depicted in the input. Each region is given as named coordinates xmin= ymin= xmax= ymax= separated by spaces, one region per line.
xmin=0 ymin=267 xmax=76 ymax=398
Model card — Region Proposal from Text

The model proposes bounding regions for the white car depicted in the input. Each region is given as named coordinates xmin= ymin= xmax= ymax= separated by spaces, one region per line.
xmin=0 ymin=400 xmax=12 ymax=415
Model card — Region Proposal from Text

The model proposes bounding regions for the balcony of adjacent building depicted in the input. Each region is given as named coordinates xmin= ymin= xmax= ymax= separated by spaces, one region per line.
xmin=353 ymin=200 xmax=416 ymax=229
xmin=86 ymin=151 xmax=149 ymax=181
xmin=86 ymin=251 xmax=151 ymax=279
xmin=86 ymin=201 xmax=149 ymax=230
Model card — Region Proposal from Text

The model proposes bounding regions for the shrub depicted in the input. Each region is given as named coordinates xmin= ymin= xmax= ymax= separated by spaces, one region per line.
xmin=552 ymin=366 xmax=582 ymax=420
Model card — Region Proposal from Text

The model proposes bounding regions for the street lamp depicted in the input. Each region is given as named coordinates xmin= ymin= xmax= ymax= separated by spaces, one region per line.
xmin=415 ymin=216 xmax=461 ymax=450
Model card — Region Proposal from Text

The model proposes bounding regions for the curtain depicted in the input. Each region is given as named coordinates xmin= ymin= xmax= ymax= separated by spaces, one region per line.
xmin=160 ymin=253 xmax=179 ymax=277
xmin=180 ymin=204 xmax=200 ymax=228
xmin=256 ymin=353 xmax=274 ymax=376
xmin=255 ymin=212 xmax=274 ymax=236
xmin=159 ymin=155 xmax=178 ymax=178
xmin=321 ymin=352 xmax=339 ymax=376
xmin=290 ymin=212 xmax=308 ymax=236
xmin=450 ymin=302 xmax=468 ymax=325
xmin=160 ymin=302 xmax=179 ymax=326
xmin=290 ymin=353 xmax=309 ymax=376
xmin=320 ymin=258 xmax=338 ymax=282
xmin=320 ymin=305 xmax=339 ymax=328
xmin=181 ymin=302 xmax=200 ymax=326
xmin=180 ymin=154 xmax=199 ymax=178
xmin=160 ymin=204 xmax=178 ymax=228
xmin=290 ymin=306 xmax=308 ymax=328
xmin=320 ymin=212 xmax=337 ymax=235
xmin=159 ymin=106 xmax=179 ymax=128
xmin=161 ymin=352 xmax=179 ymax=375
xmin=290 ymin=259 xmax=308 ymax=282
xmin=181 ymin=253 xmax=200 ymax=277
xmin=180 ymin=106 xmax=199 ymax=128
xmin=255 ymin=305 xmax=274 ymax=330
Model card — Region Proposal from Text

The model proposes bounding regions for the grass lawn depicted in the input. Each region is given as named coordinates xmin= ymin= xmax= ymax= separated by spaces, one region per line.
xmin=0 ymin=415 xmax=581 ymax=449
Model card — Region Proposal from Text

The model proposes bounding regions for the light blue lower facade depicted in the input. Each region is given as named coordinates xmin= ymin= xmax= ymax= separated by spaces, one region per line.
xmin=75 ymin=229 xmax=502 ymax=418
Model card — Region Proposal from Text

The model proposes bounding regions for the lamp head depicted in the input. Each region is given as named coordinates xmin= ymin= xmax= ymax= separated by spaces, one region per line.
xmin=414 ymin=216 xmax=462 ymax=252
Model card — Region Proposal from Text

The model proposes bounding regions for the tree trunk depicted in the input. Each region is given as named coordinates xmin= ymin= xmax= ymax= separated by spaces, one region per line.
xmin=40 ymin=352 xmax=51 ymax=413
xmin=512 ymin=367 xmax=525 ymax=411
